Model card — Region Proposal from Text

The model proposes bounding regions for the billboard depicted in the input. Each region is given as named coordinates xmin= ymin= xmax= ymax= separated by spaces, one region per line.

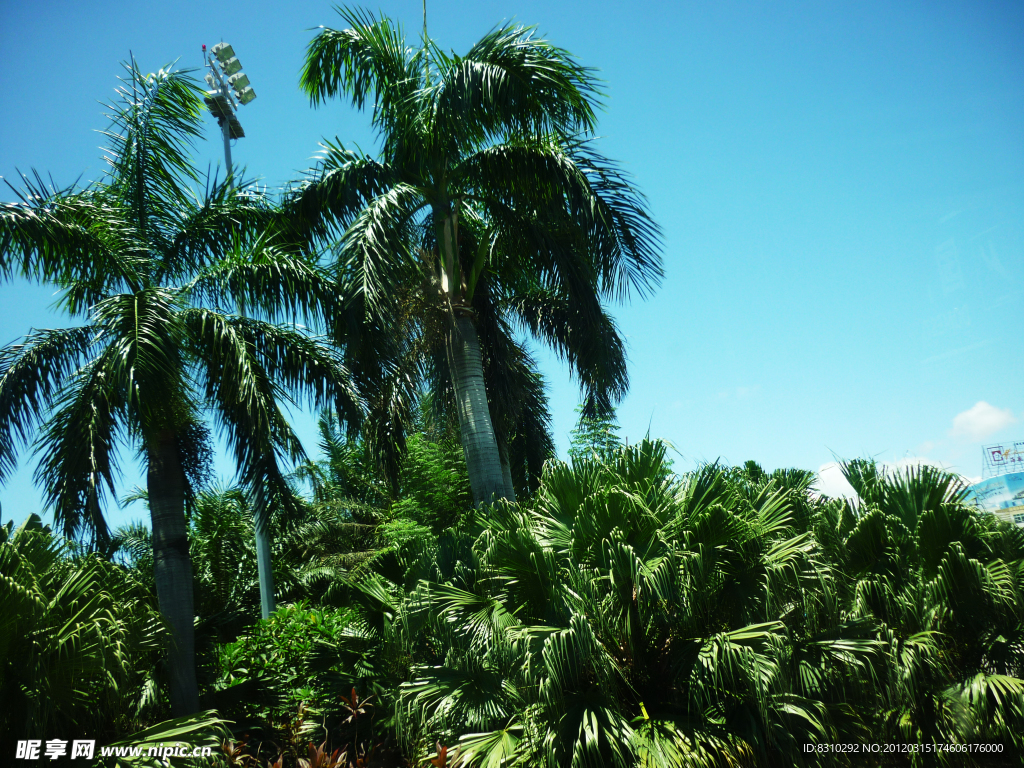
xmin=965 ymin=472 xmax=1024 ymax=527
xmin=982 ymin=441 xmax=1024 ymax=477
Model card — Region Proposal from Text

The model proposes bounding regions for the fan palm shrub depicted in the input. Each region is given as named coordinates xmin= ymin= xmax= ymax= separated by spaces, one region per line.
xmin=835 ymin=460 xmax=1024 ymax=762
xmin=315 ymin=447 xmax=1023 ymax=767
xmin=292 ymin=7 xmax=662 ymax=505
xmin=0 ymin=514 xmax=164 ymax=740
xmin=0 ymin=61 xmax=359 ymax=716
xmin=367 ymin=442 xmax=875 ymax=767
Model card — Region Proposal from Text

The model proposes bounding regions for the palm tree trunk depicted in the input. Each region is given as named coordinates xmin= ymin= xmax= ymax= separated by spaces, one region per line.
xmin=498 ymin=440 xmax=517 ymax=502
xmin=448 ymin=314 xmax=510 ymax=506
xmin=147 ymin=429 xmax=200 ymax=716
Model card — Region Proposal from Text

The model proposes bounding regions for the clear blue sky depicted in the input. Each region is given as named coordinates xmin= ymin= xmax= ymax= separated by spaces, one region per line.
xmin=1 ymin=0 xmax=1022 ymax=528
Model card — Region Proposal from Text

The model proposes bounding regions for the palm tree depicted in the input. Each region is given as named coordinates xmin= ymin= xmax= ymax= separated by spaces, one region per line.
xmin=0 ymin=61 xmax=359 ymax=715
xmin=293 ymin=7 xmax=662 ymax=505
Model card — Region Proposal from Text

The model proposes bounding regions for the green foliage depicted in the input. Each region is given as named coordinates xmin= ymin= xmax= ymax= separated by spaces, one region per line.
xmin=312 ymin=447 xmax=1024 ymax=768
xmin=300 ymin=409 xmax=472 ymax=538
xmin=0 ymin=515 xmax=230 ymax=767
xmin=833 ymin=460 xmax=1024 ymax=758
xmin=394 ymin=441 xmax=852 ymax=767
xmin=94 ymin=711 xmax=232 ymax=768
xmin=567 ymin=404 xmax=622 ymax=463
xmin=391 ymin=433 xmax=473 ymax=532
xmin=215 ymin=579 xmax=411 ymax=763
xmin=0 ymin=515 xmax=165 ymax=741
xmin=217 ymin=602 xmax=353 ymax=723
xmin=10 ymin=443 xmax=1024 ymax=767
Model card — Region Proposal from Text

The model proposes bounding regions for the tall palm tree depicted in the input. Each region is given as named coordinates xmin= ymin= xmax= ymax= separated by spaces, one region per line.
xmin=0 ymin=61 xmax=359 ymax=715
xmin=293 ymin=7 xmax=662 ymax=505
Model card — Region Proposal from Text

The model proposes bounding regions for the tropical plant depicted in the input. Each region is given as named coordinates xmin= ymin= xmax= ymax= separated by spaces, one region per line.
xmin=216 ymin=602 xmax=352 ymax=733
xmin=566 ymin=402 xmax=622 ymax=463
xmin=296 ymin=407 xmax=471 ymax=551
xmin=292 ymin=7 xmax=662 ymax=505
xmin=292 ymin=445 xmax=1021 ymax=768
xmin=834 ymin=460 xmax=1024 ymax=763
xmin=393 ymin=440 xmax=878 ymax=767
xmin=95 ymin=711 xmax=232 ymax=768
xmin=0 ymin=514 xmax=165 ymax=741
xmin=0 ymin=60 xmax=359 ymax=715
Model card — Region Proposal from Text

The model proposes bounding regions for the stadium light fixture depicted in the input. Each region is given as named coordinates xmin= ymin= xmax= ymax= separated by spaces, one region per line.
xmin=228 ymin=72 xmax=250 ymax=92
xmin=221 ymin=56 xmax=243 ymax=76
xmin=211 ymin=42 xmax=235 ymax=62
xmin=201 ymin=41 xmax=257 ymax=179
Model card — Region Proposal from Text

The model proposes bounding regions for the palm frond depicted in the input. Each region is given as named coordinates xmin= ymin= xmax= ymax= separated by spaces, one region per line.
xmin=160 ymin=174 xmax=276 ymax=281
xmin=100 ymin=59 xmax=204 ymax=242
xmin=301 ymin=7 xmax=420 ymax=129
xmin=0 ymin=326 xmax=97 ymax=483
xmin=185 ymin=244 xmax=338 ymax=330
xmin=284 ymin=140 xmax=397 ymax=247
xmin=425 ymin=22 xmax=598 ymax=147
xmin=91 ymin=288 xmax=187 ymax=420
xmin=33 ymin=345 xmax=127 ymax=545
xmin=505 ymin=280 xmax=628 ymax=414
xmin=1 ymin=177 xmax=145 ymax=305
xmin=336 ymin=182 xmax=426 ymax=310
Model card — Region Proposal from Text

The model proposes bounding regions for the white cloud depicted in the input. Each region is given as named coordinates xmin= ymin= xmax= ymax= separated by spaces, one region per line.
xmin=814 ymin=462 xmax=857 ymax=499
xmin=949 ymin=401 xmax=1017 ymax=441
xmin=814 ymin=457 xmax=974 ymax=501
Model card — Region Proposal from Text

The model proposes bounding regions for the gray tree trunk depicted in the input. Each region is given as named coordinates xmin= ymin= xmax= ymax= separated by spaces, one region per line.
xmin=498 ymin=440 xmax=516 ymax=502
xmin=448 ymin=314 xmax=510 ymax=506
xmin=147 ymin=430 xmax=200 ymax=716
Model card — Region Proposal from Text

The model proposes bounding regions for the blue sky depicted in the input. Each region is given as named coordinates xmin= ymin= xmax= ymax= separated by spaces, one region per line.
xmin=1 ymin=0 xmax=1022 ymax=528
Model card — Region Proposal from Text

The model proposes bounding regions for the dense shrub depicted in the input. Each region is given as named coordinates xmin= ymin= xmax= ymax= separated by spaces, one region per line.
xmin=7 ymin=442 xmax=1022 ymax=768
xmin=345 ymin=442 xmax=1024 ymax=767
xmin=0 ymin=515 xmax=165 ymax=741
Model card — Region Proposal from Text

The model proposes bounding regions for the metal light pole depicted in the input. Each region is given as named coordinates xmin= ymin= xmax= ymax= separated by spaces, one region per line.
xmin=202 ymin=42 xmax=255 ymax=178
xmin=202 ymin=42 xmax=275 ymax=620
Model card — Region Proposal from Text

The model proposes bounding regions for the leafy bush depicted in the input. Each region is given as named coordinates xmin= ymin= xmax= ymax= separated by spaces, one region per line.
xmin=0 ymin=515 xmax=166 ymax=741
xmin=218 ymin=602 xmax=354 ymax=719
xmin=214 ymin=599 xmax=409 ymax=765
xmin=328 ymin=442 xmax=1024 ymax=767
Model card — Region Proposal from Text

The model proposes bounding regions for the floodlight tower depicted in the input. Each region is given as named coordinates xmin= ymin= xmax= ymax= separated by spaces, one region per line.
xmin=202 ymin=42 xmax=274 ymax=620
xmin=202 ymin=42 xmax=256 ymax=180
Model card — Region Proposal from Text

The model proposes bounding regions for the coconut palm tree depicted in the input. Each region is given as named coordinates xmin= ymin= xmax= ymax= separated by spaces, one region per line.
xmin=292 ymin=7 xmax=662 ymax=505
xmin=0 ymin=61 xmax=359 ymax=716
